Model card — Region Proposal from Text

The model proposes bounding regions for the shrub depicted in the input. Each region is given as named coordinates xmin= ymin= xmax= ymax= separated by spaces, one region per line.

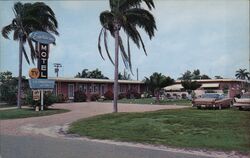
xmin=181 ymin=93 xmax=187 ymax=99
xmin=90 ymin=93 xmax=100 ymax=101
xmin=56 ymin=93 xmax=66 ymax=103
xmin=104 ymin=90 xmax=113 ymax=100
xmin=25 ymin=91 xmax=38 ymax=107
xmin=118 ymin=93 xmax=126 ymax=99
xmin=74 ymin=91 xmax=87 ymax=102
xmin=126 ymin=90 xmax=141 ymax=99
xmin=133 ymin=92 xmax=141 ymax=99
xmin=25 ymin=91 xmax=57 ymax=109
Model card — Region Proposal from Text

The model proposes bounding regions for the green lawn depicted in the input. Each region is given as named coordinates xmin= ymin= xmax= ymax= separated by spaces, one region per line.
xmin=69 ymin=108 xmax=250 ymax=153
xmin=0 ymin=108 xmax=70 ymax=120
xmin=105 ymin=98 xmax=191 ymax=105
xmin=0 ymin=104 xmax=16 ymax=108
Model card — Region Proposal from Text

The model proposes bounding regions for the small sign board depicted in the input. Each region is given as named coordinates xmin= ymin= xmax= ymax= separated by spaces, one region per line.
xmin=29 ymin=31 xmax=55 ymax=44
xmin=29 ymin=68 xmax=40 ymax=79
xmin=33 ymin=90 xmax=40 ymax=101
xmin=29 ymin=79 xmax=55 ymax=89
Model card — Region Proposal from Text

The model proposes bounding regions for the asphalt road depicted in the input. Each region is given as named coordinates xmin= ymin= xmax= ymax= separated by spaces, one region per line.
xmin=0 ymin=135 xmax=213 ymax=158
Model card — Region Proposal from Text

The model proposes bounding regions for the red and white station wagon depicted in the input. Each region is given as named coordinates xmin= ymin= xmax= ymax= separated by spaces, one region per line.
xmin=192 ymin=93 xmax=233 ymax=109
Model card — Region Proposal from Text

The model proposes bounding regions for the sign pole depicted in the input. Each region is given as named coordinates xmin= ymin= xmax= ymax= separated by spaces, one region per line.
xmin=41 ymin=90 xmax=44 ymax=111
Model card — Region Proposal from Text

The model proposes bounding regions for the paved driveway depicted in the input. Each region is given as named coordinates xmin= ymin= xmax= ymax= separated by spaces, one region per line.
xmin=0 ymin=102 xmax=187 ymax=136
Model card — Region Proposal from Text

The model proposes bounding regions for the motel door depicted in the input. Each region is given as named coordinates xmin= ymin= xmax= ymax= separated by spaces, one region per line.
xmin=68 ymin=84 xmax=74 ymax=99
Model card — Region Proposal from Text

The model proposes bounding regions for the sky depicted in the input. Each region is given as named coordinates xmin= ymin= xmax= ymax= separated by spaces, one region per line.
xmin=0 ymin=0 xmax=249 ymax=80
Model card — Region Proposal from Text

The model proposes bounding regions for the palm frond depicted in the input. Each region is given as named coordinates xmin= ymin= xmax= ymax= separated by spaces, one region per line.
xmin=22 ymin=45 xmax=30 ymax=65
xmin=104 ymin=29 xmax=115 ymax=65
xmin=125 ymin=8 xmax=156 ymax=39
xmin=127 ymin=36 xmax=133 ymax=75
xmin=100 ymin=11 xmax=114 ymax=30
xmin=117 ymin=0 xmax=155 ymax=11
xmin=118 ymin=35 xmax=129 ymax=69
xmin=27 ymin=38 xmax=37 ymax=64
xmin=98 ymin=28 xmax=105 ymax=60
xmin=1 ymin=24 xmax=15 ymax=39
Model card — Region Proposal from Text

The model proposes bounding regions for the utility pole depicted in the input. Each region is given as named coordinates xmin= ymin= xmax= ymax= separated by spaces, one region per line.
xmin=53 ymin=63 xmax=62 ymax=77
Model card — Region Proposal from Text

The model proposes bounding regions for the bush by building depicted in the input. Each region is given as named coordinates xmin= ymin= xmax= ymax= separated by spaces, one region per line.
xmin=56 ymin=93 xmax=67 ymax=103
xmin=104 ymin=90 xmax=113 ymax=100
xmin=74 ymin=91 xmax=87 ymax=102
xmin=126 ymin=90 xmax=141 ymax=99
xmin=118 ymin=93 xmax=127 ymax=99
xmin=90 ymin=93 xmax=100 ymax=101
xmin=25 ymin=91 xmax=57 ymax=109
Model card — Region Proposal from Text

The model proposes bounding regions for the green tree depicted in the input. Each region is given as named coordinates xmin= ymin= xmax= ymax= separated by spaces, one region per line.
xmin=98 ymin=0 xmax=157 ymax=112
xmin=178 ymin=70 xmax=192 ymax=80
xmin=178 ymin=69 xmax=210 ymax=80
xmin=192 ymin=69 xmax=201 ymax=79
xmin=75 ymin=69 xmax=109 ymax=79
xmin=118 ymin=69 xmax=131 ymax=80
xmin=200 ymin=74 xmax=210 ymax=79
xmin=235 ymin=69 xmax=250 ymax=80
xmin=181 ymin=79 xmax=201 ymax=98
xmin=1 ymin=2 xmax=59 ymax=108
xmin=145 ymin=73 xmax=174 ymax=102
xmin=214 ymin=75 xmax=223 ymax=79
xmin=0 ymin=71 xmax=28 ymax=105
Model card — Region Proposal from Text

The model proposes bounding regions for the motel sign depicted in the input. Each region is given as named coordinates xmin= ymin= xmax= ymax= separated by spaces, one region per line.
xmin=28 ymin=31 xmax=55 ymax=111
xmin=38 ymin=43 xmax=49 ymax=78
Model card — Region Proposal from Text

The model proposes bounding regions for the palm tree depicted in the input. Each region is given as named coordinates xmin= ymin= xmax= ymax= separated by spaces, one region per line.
xmin=145 ymin=73 xmax=174 ymax=102
xmin=2 ymin=2 xmax=59 ymax=108
xmin=98 ymin=0 xmax=157 ymax=112
xmin=235 ymin=69 xmax=250 ymax=80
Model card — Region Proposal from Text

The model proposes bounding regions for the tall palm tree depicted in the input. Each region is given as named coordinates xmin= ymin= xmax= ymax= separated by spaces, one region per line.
xmin=2 ymin=2 xmax=59 ymax=108
xmin=98 ymin=0 xmax=157 ymax=112
xmin=235 ymin=69 xmax=250 ymax=80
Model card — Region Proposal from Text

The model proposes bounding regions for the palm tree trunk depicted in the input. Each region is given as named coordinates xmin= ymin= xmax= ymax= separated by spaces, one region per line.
xmin=17 ymin=35 xmax=23 ymax=109
xmin=113 ymin=27 xmax=119 ymax=113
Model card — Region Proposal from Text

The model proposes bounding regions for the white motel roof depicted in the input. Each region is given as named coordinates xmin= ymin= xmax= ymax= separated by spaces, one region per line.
xmin=175 ymin=79 xmax=249 ymax=83
xmin=164 ymin=83 xmax=219 ymax=91
xmin=49 ymin=77 xmax=144 ymax=84
xmin=201 ymin=83 xmax=220 ymax=88
xmin=163 ymin=84 xmax=184 ymax=91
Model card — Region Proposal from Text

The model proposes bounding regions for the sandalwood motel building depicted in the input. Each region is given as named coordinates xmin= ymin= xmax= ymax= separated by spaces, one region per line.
xmin=164 ymin=79 xmax=250 ymax=98
xmin=50 ymin=77 xmax=145 ymax=100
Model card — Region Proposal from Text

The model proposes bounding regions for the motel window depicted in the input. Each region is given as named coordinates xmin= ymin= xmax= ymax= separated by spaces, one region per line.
xmin=79 ymin=84 xmax=87 ymax=93
xmin=79 ymin=85 xmax=83 ymax=92
xmin=120 ymin=85 xmax=125 ymax=93
xmin=92 ymin=84 xmax=98 ymax=92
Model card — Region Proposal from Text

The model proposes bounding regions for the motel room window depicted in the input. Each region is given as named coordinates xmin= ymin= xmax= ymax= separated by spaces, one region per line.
xmin=79 ymin=85 xmax=83 ymax=92
xmin=120 ymin=85 xmax=125 ymax=93
xmin=79 ymin=84 xmax=87 ymax=93
xmin=93 ymin=84 xmax=98 ymax=92
xmin=89 ymin=87 xmax=92 ymax=93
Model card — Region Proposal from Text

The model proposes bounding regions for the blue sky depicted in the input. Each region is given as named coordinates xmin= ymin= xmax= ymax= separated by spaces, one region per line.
xmin=0 ymin=0 xmax=249 ymax=80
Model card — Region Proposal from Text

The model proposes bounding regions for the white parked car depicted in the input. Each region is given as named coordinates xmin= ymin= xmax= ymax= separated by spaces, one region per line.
xmin=233 ymin=92 xmax=250 ymax=110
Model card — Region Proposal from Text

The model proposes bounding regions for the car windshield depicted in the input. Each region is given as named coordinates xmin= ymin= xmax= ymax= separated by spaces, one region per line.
xmin=201 ymin=93 xmax=221 ymax=99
